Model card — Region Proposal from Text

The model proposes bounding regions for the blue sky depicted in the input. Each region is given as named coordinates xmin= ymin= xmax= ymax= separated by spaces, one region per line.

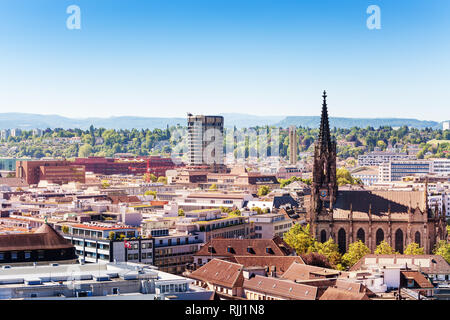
xmin=0 ymin=0 xmax=449 ymax=120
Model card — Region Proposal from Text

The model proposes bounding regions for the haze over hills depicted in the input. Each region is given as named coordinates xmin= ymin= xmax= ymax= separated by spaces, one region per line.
xmin=0 ymin=112 xmax=446 ymax=130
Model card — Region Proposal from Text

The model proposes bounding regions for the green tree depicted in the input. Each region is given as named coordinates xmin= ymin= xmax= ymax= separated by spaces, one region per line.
xmin=374 ymin=240 xmax=396 ymax=254
xmin=157 ymin=176 xmax=167 ymax=184
xmin=78 ymin=144 xmax=93 ymax=157
xmin=101 ymin=180 xmax=110 ymax=188
xmin=404 ymin=242 xmax=425 ymax=255
xmin=143 ymin=173 xmax=157 ymax=183
xmin=209 ymin=183 xmax=218 ymax=190
xmin=178 ymin=208 xmax=185 ymax=216
xmin=376 ymin=140 xmax=387 ymax=149
xmin=61 ymin=225 xmax=69 ymax=234
xmin=228 ymin=209 xmax=241 ymax=217
xmin=257 ymin=185 xmax=270 ymax=197
xmin=220 ymin=206 xmax=232 ymax=213
xmin=342 ymin=241 xmax=371 ymax=268
xmin=251 ymin=207 xmax=263 ymax=214
xmin=108 ymin=231 xmax=115 ymax=240
xmin=144 ymin=190 xmax=157 ymax=198
xmin=309 ymin=238 xmax=342 ymax=268
xmin=433 ymin=240 xmax=450 ymax=263
xmin=283 ymin=224 xmax=316 ymax=255
xmin=336 ymin=167 xmax=353 ymax=186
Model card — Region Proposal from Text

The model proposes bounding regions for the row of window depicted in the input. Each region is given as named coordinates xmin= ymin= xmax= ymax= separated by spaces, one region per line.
xmin=274 ymin=223 xmax=291 ymax=231
xmin=0 ymin=250 xmax=50 ymax=261
xmin=158 ymin=283 xmax=188 ymax=293
xmin=127 ymin=253 xmax=153 ymax=260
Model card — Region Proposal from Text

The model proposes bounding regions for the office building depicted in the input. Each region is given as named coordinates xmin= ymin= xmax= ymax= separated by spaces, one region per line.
xmin=379 ymin=160 xmax=432 ymax=182
xmin=249 ymin=213 xmax=293 ymax=239
xmin=0 ymin=262 xmax=212 ymax=300
xmin=358 ymin=152 xmax=416 ymax=167
xmin=187 ymin=114 xmax=224 ymax=168
xmin=289 ymin=126 xmax=297 ymax=165
xmin=16 ymin=160 xmax=86 ymax=185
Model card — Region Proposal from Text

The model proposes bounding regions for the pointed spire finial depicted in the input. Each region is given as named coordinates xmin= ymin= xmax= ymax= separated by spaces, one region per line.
xmin=318 ymin=90 xmax=331 ymax=150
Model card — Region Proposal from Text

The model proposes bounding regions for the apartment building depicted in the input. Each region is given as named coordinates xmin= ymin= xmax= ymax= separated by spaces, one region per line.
xmin=153 ymin=231 xmax=202 ymax=274
xmin=431 ymin=159 xmax=450 ymax=175
xmin=358 ymin=152 xmax=416 ymax=167
xmin=61 ymin=223 xmax=154 ymax=265
xmin=379 ymin=160 xmax=431 ymax=182
xmin=350 ymin=166 xmax=379 ymax=186
xmin=16 ymin=160 xmax=85 ymax=185
xmin=187 ymin=114 xmax=224 ymax=167
xmin=248 ymin=213 xmax=293 ymax=239
xmin=185 ymin=210 xmax=252 ymax=242
xmin=288 ymin=126 xmax=298 ymax=165
xmin=177 ymin=193 xmax=253 ymax=211
xmin=428 ymin=193 xmax=450 ymax=217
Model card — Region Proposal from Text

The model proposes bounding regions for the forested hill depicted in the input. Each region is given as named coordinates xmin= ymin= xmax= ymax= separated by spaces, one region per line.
xmin=275 ymin=116 xmax=441 ymax=129
xmin=0 ymin=112 xmax=445 ymax=130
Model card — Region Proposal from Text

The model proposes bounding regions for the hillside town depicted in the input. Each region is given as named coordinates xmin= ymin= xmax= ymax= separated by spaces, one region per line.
xmin=0 ymin=93 xmax=448 ymax=300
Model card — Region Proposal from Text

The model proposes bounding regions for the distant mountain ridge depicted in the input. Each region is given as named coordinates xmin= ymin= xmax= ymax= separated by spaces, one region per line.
xmin=0 ymin=112 xmax=445 ymax=130
xmin=275 ymin=116 xmax=442 ymax=129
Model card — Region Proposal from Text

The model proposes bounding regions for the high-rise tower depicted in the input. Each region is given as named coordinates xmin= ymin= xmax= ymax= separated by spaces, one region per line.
xmin=187 ymin=114 xmax=224 ymax=170
xmin=288 ymin=126 xmax=298 ymax=165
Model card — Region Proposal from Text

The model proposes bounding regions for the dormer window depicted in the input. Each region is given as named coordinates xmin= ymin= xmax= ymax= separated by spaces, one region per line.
xmin=247 ymin=247 xmax=254 ymax=254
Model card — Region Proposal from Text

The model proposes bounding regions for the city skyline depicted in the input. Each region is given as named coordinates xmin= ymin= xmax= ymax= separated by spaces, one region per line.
xmin=0 ymin=0 xmax=449 ymax=121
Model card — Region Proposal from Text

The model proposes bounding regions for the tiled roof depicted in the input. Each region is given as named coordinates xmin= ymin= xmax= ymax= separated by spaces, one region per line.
xmin=273 ymin=195 xmax=299 ymax=209
xmin=229 ymin=256 xmax=304 ymax=275
xmin=195 ymin=236 xmax=295 ymax=257
xmin=188 ymin=259 xmax=244 ymax=289
xmin=107 ymin=195 xmax=141 ymax=204
xmin=349 ymin=254 xmax=450 ymax=275
xmin=319 ymin=287 xmax=369 ymax=300
xmin=243 ymin=275 xmax=317 ymax=300
xmin=334 ymin=190 xmax=427 ymax=215
xmin=401 ymin=271 xmax=434 ymax=288
xmin=280 ymin=261 xmax=348 ymax=281
xmin=0 ymin=223 xmax=74 ymax=251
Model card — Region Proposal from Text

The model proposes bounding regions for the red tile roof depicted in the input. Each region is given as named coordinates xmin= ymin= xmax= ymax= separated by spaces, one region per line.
xmin=280 ymin=261 xmax=349 ymax=281
xmin=401 ymin=271 xmax=434 ymax=288
xmin=228 ymin=256 xmax=304 ymax=275
xmin=195 ymin=236 xmax=295 ymax=257
xmin=107 ymin=195 xmax=141 ymax=204
xmin=243 ymin=275 xmax=317 ymax=300
xmin=0 ymin=223 xmax=73 ymax=251
xmin=188 ymin=259 xmax=244 ymax=289
xmin=319 ymin=287 xmax=370 ymax=300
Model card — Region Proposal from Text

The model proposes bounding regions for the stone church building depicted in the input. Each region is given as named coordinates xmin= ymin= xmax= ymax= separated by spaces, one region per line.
xmin=306 ymin=91 xmax=447 ymax=254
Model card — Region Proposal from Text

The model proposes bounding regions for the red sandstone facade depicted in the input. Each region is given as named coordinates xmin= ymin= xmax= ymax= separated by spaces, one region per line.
xmin=16 ymin=160 xmax=85 ymax=185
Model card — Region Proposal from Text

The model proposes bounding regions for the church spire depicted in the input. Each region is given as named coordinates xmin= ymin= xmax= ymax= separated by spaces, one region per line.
xmin=319 ymin=90 xmax=331 ymax=150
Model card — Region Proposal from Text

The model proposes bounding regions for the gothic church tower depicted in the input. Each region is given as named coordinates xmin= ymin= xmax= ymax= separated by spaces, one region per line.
xmin=310 ymin=91 xmax=338 ymax=218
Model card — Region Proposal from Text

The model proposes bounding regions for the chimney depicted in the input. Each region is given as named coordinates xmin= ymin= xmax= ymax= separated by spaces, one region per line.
xmin=270 ymin=265 xmax=277 ymax=277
